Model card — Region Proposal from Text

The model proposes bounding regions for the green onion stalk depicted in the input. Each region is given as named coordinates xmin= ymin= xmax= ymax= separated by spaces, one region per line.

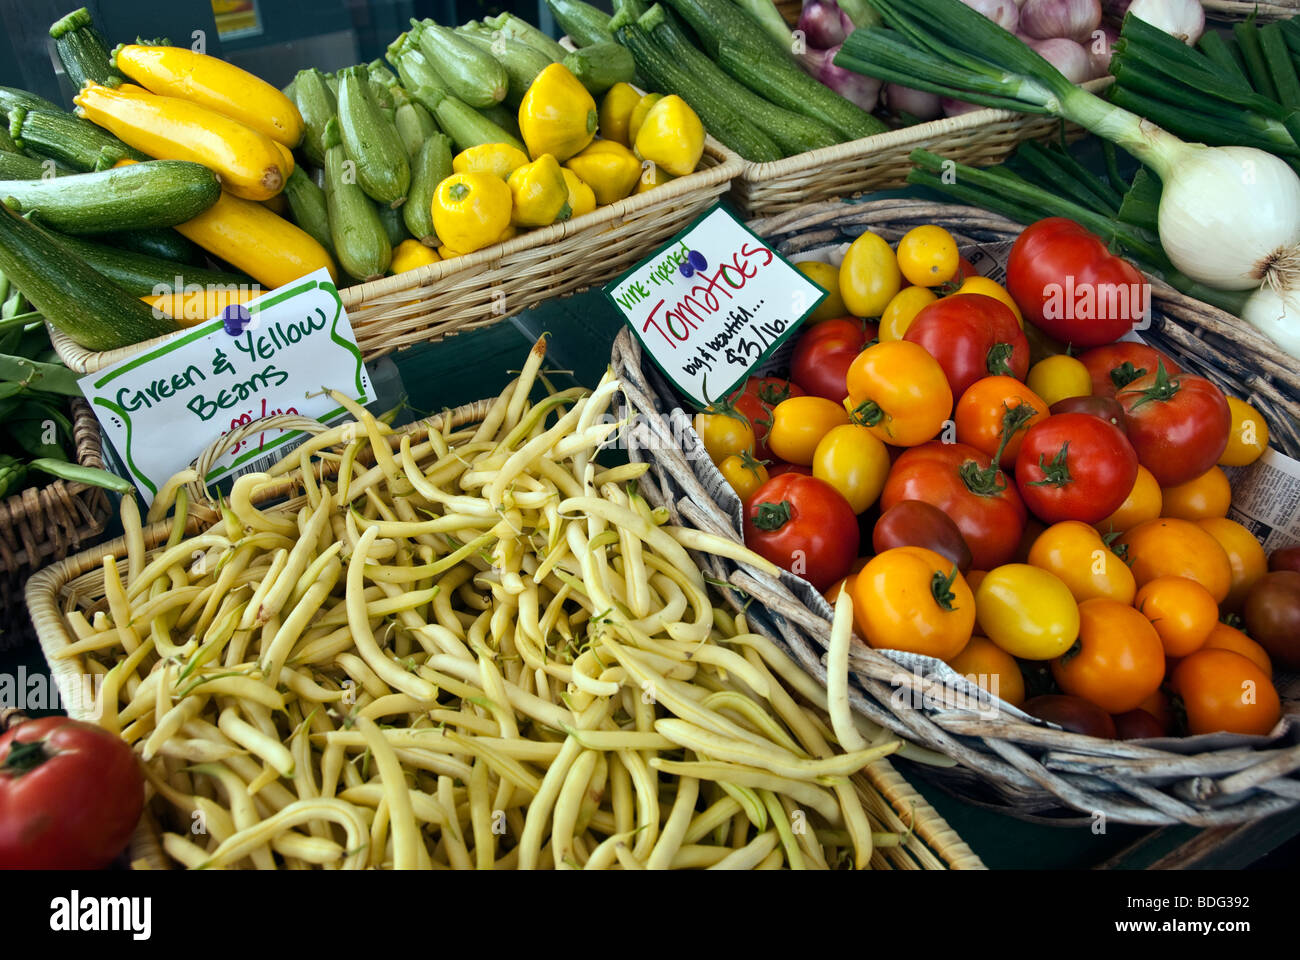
xmin=835 ymin=0 xmax=1300 ymax=358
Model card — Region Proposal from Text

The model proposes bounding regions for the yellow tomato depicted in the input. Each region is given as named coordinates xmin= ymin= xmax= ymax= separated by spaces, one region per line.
xmin=768 ymin=396 xmax=850 ymax=466
xmin=845 ymin=340 xmax=952 ymax=447
xmin=947 ymin=636 xmax=1026 ymax=707
xmin=1135 ymin=575 xmax=1218 ymax=657
xmin=839 ymin=230 xmax=902 ymax=318
xmin=1196 ymin=516 xmax=1269 ymax=612
xmin=852 ymin=547 xmax=975 ymax=661
xmin=1219 ymin=396 xmax=1270 ymax=466
xmin=1026 ymin=354 xmax=1092 ymax=407
xmin=975 ymin=564 xmax=1080 ymax=660
xmin=693 ymin=410 xmax=754 ymax=466
xmin=1027 ymin=520 xmax=1136 ymax=605
xmin=1160 ymin=466 xmax=1231 ymax=520
xmin=1094 ymin=464 xmax=1162 ymax=535
xmin=878 ymin=285 xmax=938 ymax=341
xmin=954 ymin=275 xmax=1023 ymax=326
xmin=896 ymin=224 xmax=959 ymax=287
xmin=811 ymin=423 xmax=891 ymax=514
xmin=796 ymin=261 xmax=849 ymax=323
xmin=718 ymin=451 xmax=769 ymax=502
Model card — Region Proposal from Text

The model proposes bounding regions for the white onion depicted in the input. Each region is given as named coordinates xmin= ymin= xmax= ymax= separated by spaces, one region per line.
xmin=1157 ymin=145 xmax=1300 ymax=291
xmin=1241 ymin=286 xmax=1300 ymax=359
xmin=1020 ymin=0 xmax=1101 ymax=43
xmin=958 ymin=0 xmax=1020 ymax=31
xmin=1127 ymin=0 xmax=1204 ymax=44
xmin=1027 ymin=37 xmax=1092 ymax=83
xmin=885 ymin=83 xmax=944 ymax=120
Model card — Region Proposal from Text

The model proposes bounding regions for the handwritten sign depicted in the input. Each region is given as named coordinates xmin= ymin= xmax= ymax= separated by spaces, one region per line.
xmin=605 ymin=205 xmax=825 ymax=408
xmin=81 ymin=269 xmax=372 ymax=505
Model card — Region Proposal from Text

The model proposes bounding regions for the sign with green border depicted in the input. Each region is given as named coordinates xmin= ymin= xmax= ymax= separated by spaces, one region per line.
xmin=79 ymin=268 xmax=371 ymax=505
xmin=604 ymin=203 xmax=826 ymax=409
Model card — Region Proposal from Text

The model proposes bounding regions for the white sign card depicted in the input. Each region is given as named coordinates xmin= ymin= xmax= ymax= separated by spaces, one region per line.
xmin=604 ymin=204 xmax=827 ymax=408
xmin=80 ymin=268 xmax=372 ymax=505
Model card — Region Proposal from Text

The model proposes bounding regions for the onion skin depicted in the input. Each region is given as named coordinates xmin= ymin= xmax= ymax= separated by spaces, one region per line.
xmin=800 ymin=44 xmax=882 ymax=111
xmin=885 ymin=83 xmax=943 ymax=121
xmin=1027 ymin=37 xmax=1092 ymax=83
xmin=797 ymin=0 xmax=853 ymax=50
xmin=1127 ymin=0 xmax=1204 ymax=45
xmin=942 ymin=97 xmax=985 ymax=117
xmin=1020 ymin=0 xmax=1102 ymax=43
xmin=1087 ymin=22 xmax=1119 ymax=78
xmin=958 ymin=0 xmax=1020 ymax=31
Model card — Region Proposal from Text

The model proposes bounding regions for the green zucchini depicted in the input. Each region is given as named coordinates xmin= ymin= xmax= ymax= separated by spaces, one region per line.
xmin=614 ymin=20 xmax=782 ymax=161
xmin=369 ymin=77 xmax=397 ymax=123
xmin=0 ymin=125 xmax=17 ymax=153
xmin=292 ymin=68 xmax=337 ymax=168
xmin=483 ymin=13 xmax=568 ymax=62
xmin=113 ymin=228 xmax=202 ymax=264
xmin=0 ymin=160 xmax=221 ymax=235
xmin=412 ymin=19 xmax=509 ymax=108
xmin=562 ymin=43 xmax=636 ymax=95
xmin=661 ymin=0 xmax=785 ymax=57
xmin=392 ymin=87 xmax=439 ymax=160
xmin=9 ymin=107 xmax=148 ymax=172
xmin=375 ymin=200 xmax=410 ymax=247
xmin=324 ymin=72 xmax=340 ymax=98
xmin=645 ymin=6 xmax=841 ymax=153
xmin=406 ymin=82 xmax=526 ymax=154
xmin=0 ymin=87 xmax=61 ymax=120
xmin=403 ymin=133 xmax=450 ymax=247
xmin=0 ymin=203 xmax=177 ymax=350
xmin=50 ymin=8 xmax=127 ymax=91
xmin=322 ymin=118 xmax=391 ymax=281
xmin=337 ymin=66 xmax=410 ymax=208
xmin=368 ymin=60 xmax=401 ymax=89
xmin=477 ymin=102 xmax=523 ymax=140
xmin=51 ymin=231 xmax=249 ymax=297
xmin=282 ymin=167 xmax=333 ymax=255
xmin=457 ymin=30 xmax=552 ymax=107
xmin=547 ymin=0 xmax=617 ymax=47
xmin=713 ymin=38 xmax=886 ymax=141
xmin=0 ymin=152 xmax=49 ymax=181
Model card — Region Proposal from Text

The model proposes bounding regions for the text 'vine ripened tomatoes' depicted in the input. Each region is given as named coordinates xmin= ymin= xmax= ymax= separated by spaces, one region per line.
xmin=1006 ymin=217 xmax=1150 ymax=348
xmin=743 ymin=473 xmax=859 ymax=592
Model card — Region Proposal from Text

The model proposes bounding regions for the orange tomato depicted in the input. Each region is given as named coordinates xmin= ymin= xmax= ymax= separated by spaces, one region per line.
xmin=1196 ymin=517 xmax=1269 ymax=612
xmin=1137 ymin=687 xmax=1175 ymax=735
xmin=1134 ymin=576 xmax=1218 ymax=657
xmin=845 ymin=341 xmax=953 ymax=447
xmin=1117 ymin=518 xmax=1233 ymax=604
xmin=1171 ymin=649 xmax=1280 ymax=736
xmin=1202 ymin=621 xmax=1272 ymax=677
xmin=954 ymin=376 xmax=1049 ymax=469
xmin=947 ymin=636 xmax=1025 ymax=707
xmin=852 ymin=547 xmax=975 ymax=661
xmin=964 ymin=569 xmax=988 ymax=593
xmin=824 ymin=573 xmax=857 ymax=605
xmin=1050 ymin=598 xmax=1165 ymax=714
xmin=1027 ymin=520 xmax=1136 ymax=605
xmin=1094 ymin=465 xmax=1162 ymax=535
xmin=1160 ymin=466 xmax=1231 ymax=520
xmin=768 ymin=396 xmax=850 ymax=466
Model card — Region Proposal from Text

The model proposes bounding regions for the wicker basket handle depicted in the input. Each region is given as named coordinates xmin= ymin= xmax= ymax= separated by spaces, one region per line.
xmin=188 ymin=414 xmax=332 ymax=506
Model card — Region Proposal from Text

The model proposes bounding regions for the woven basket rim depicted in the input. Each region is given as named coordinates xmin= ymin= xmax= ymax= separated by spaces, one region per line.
xmin=48 ymin=138 xmax=746 ymax=376
xmin=0 ymin=397 xmax=112 ymax=576
xmin=25 ymin=395 xmax=984 ymax=870
xmin=610 ymin=197 xmax=1300 ymax=827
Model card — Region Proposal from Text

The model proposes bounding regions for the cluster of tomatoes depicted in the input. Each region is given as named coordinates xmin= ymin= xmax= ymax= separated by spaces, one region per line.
xmin=694 ymin=217 xmax=1298 ymax=741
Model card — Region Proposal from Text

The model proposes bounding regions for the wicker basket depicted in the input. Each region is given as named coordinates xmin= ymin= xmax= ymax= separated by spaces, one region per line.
xmin=0 ymin=399 xmax=112 ymax=651
xmin=25 ymin=399 xmax=984 ymax=870
xmin=609 ymin=197 xmax=1300 ymax=827
xmin=48 ymin=140 xmax=745 ymax=376
xmin=1201 ymin=0 xmax=1300 ymax=20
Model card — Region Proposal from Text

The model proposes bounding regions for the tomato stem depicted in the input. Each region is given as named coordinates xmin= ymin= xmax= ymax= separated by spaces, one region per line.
xmin=930 ymin=565 xmax=960 ymax=611
xmin=1108 ymin=360 xmax=1148 ymax=391
xmin=1 ymin=738 xmax=48 ymax=774
xmin=957 ymin=457 xmax=1009 ymax=497
xmin=849 ymin=399 xmax=884 ymax=427
xmin=752 ymin=500 xmax=793 ymax=532
xmin=985 ymin=342 xmax=1015 ymax=377
xmin=1120 ymin=360 xmax=1180 ymax=410
xmin=1026 ymin=441 xmax=1073 ymax=487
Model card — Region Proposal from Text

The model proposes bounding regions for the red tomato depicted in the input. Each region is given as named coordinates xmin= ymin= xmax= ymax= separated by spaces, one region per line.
xmin=1048 ymin=395 xmax=1127 ymax=434
xmin=956 ymin=256 xmax=979 ymax=280
xmin=1113 ymin=709 xmax=1166 ymax=740
xmin=790 ymin=317 xmax=874 ymax=402
xmin=881 ymin=441 xmax=1027 ymax=570
xmin=0 ymin=717 xmax=144 ymax=869
xmin=723 ymin=376 xmax=806 ymax=462
xmin=1116 ymin=363 xmax=1231 ymax=486
xmin=872 ymin=500 xmax=973 ymax=572
xmin=1270 ymin=546 xmax=1300 ymax=574
xmin=1006 ymin=218 xmax=1149 ymax=347
xmin=767 ymin=461 xmax=812 ymax=478
xmin=744 ymin=473 xmax=860 ymax=591
xmin=1078 ymin=342 xmax=1181 ymax=399
xmin=1022 ymin=695 xmax=1117 ymax=739
xmin=902 ymin=294 xmax=1029 ymax=401
xmin=1014 ymin=413 xmax=1139 ymax=525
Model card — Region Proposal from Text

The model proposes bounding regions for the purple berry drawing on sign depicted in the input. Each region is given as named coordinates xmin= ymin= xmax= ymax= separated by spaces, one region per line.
xmin=679 ymin=250 xmax=708 ymax=278
xmin=223 ymin=304 xmax=252 ymax=336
